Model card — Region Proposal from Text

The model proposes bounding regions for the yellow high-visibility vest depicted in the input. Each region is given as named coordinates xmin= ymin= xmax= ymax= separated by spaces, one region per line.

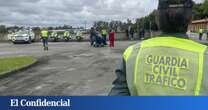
xmin=124 ymin=37 xmax=208 ymax=96
xmin=52 ymin=32 xmax=58 ymax=37
xmin=102 ymin=29 xmax=107 ymax=35
xmin=64 ymin=31 xmax=70 ymax=37
xmin=41 ymin=30 xmax=48 ymax=38
xmin=199 ymin=29 xmax=203 ymax=33
xmin=76 ymin=32 xmax=82 ymax=36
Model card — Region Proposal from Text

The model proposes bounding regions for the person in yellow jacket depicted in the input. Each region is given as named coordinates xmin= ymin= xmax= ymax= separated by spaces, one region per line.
xmin=51 ymin=31 xmax=58 ymax=38
xmin=199 ymin=29 xmax=203 ymax=40
xmin=76 ymin=31 xmax=83 ymax=41
xmin=40 ymin=28 xmax=49 ymax=51
xmin=109 ymin=0 xmax=208 ymax=96
xmin=64 ymin=31 xmax=70 ymax=41
xmin=51 ymin=31 xmax=59 ymax=42
xmin=101 ymin=29 xmax=108 ymax=46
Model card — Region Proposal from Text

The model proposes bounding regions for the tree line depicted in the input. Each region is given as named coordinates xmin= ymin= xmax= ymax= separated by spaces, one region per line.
xmin=94 ymin=0 xmax=208 ymax=32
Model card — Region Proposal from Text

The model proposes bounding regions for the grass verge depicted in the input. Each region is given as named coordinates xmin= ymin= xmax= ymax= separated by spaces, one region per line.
xmin=0 ymin=56 xmax=36 ymax=76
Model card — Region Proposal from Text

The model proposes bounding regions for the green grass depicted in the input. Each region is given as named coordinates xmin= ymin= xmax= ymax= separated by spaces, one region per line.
xmin=0 ymin=56 xmax=36 ymax=75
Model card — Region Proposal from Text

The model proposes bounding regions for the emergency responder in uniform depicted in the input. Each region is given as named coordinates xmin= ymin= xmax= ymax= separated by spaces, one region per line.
xmin=51 ymin=31 xmax=58 ymax=42
xmin=109 ymin=0 xmax=208 ymax=96
xmin=90 ymin=27 xmax=96 ymax=46
xmin=199 ymin=28 xmax=203 ymax=40
xmin=101 ymin=29 xmax=108 ymax=46
xmin=76 ymin=31 xmax=83 ymax=42
xmin=41 ymin=28 xmax=49 ymax=51
xmin=64 ymin=31 xmax=70 ymax=41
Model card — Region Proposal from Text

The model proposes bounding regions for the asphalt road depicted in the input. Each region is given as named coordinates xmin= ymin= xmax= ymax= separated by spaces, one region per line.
xmin=0 ymin=41 xmax=137 ymax=96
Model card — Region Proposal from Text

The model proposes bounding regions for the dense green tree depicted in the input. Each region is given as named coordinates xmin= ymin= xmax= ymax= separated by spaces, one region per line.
xmin=201 ymin=0 xmax=208 ymax=17
xmin=193 ymin=0 xmax=208 ymax=20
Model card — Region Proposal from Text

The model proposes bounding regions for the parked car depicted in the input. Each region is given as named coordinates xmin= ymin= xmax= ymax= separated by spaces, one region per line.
xmin=11 ymin=30 xmax=35 ymax=44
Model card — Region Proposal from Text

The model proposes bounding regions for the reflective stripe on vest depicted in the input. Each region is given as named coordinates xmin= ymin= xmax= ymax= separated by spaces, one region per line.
xmin=124 ymin=37 xmax=208 ymax=96
xmin=124 ymin=44 xmax=140 ymax=95
xmin=123 ymin=45 xmax=134 ymax=62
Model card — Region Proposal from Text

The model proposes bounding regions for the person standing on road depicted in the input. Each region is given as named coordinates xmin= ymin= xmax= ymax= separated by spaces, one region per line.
xmin=41 ymin=28 xmax=49 ymax=51
xmin=139 ymin=28 xmax=145 ymax=40
xmin=199 ymin=28 xmax=203 ymax=40
xmin=101 ymin=29 xmax=108 ymax=46
xmin=130 ymin=27 xmax=134 ymax=40
xmin=95 ymin=30 xmax=102 ymax=47
xmin=90 ymin=27 xmax=96 ymax=46
xmin=76 ymin=31 xmax=83 ymax=42
xmin=109 ymin=29 xmax=115 ymax=48
xmin=64 ymin=31 xmax=70 ymax=41
xmin=126 ymin=29 xmax=129 ymax=39
xmin=109 ymin=0 xmax=208 ymax=96
xmin=141 ymin=28 xmax=145 ymax=39
xmin=51 ymin=31 xmax=58 ymax=42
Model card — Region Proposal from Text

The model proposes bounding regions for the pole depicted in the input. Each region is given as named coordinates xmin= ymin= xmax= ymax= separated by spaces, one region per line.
xmin=84 ymin=21 xmax=87 ymax=31
xmin=150 ymin=21 xmax=152 ymax=37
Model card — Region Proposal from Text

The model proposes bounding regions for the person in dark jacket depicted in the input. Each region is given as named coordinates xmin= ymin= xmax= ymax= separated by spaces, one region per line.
xmin=141 ymin=29 xmax=145 ymax=39
xmin=126 ymin=29 xmax=129 ymax=39
xmin=90 ymin=27 xmax=96 ymax=46
xmin=94 ymin=29 xmax=102 ymax=47
xmin=139 ymin=28 xmax=145 ymax=40
xmin=129 ymin=27 xmax=134 ymax=40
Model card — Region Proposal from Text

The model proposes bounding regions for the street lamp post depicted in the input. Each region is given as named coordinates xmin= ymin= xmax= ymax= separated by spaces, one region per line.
xmin=150 ymin=21 xmax=152 ymax=38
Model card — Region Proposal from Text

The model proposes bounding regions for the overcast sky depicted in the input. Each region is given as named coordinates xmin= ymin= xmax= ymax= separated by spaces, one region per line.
xmin=0 ymin=0 xmax=205 ymax=27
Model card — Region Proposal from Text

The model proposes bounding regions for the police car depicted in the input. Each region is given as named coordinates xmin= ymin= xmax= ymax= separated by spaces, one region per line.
xmin=11 ymin=30 xmax=35 ymax=44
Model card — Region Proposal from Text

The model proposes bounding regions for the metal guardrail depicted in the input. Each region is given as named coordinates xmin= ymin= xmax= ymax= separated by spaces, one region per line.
xmin=188 ymin=32 xmax=208 ymax=44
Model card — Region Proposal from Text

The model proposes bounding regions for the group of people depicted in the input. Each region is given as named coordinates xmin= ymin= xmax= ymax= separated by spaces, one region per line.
xmin=40 ymin=27 xmax=116 ymax=51
xmin=90 ymin=27 xmax=115 ymax=48
xmin=126 ymin=27 xmax=134 ymax=40
xmin=41 ymin=28 xmax=49 ymax=51
xmin=40 ymin=29 xmax=72 ymax=51
xmin=126 ymin=27 xmax=145 ymax=40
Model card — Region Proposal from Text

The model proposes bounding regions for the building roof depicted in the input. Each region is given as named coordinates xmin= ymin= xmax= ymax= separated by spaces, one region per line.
xmin=192 ymin=18 xmax=208 ymax=24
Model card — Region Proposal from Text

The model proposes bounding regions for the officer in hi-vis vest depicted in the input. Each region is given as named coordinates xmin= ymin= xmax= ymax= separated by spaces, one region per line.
xmin=109 ymin=0 xmax=208 ymax=96
xmin=41 ymin=28 xmax=49 ymax=51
